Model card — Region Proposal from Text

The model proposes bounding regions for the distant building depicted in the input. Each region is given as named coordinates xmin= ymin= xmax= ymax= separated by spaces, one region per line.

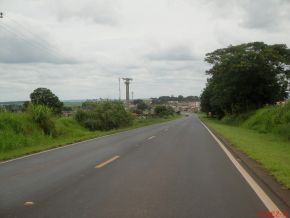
xmin=165 ymin=101 xmax=200 ymax=112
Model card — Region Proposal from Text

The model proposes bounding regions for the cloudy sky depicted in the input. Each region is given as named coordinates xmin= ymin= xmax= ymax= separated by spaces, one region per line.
xmin=0 ymin=0 xmax=290 ymax=101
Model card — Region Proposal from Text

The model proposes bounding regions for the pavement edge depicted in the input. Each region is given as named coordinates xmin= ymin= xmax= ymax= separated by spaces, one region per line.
xmin=200 ymin=118 xmax=290 ymax=212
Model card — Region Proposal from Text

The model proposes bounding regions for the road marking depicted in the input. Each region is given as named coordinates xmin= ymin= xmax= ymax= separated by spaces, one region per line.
xmin=148 ymin=136 xmax=156 ymax=140
xmin=95 ymin=155 xmax=120 ymax=169
xmin=200 ymin=122 xmax=282 ymax=214
xmin=24 ymin=201 xmax=34 ymax=206
xmin=0 ymin=119 xmax=180 ymax=166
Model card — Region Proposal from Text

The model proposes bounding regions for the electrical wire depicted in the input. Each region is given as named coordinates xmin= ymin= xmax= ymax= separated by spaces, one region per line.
xmin=0 ymin=17 xmax=72 ymax=63
xmin=5 ymin=17 xmax=69 ymax=60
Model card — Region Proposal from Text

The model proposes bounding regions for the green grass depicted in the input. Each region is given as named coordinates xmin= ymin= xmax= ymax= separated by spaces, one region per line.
xmin=0 ymin=113 xmax=182 ymax=161
xmin=199 ymin=113 xmax=290 ymax=189
xmin=221 ymin=102 xmax=290 ymax=139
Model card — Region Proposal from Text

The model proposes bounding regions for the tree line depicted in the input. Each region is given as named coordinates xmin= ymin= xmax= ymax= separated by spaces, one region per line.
xmin=151 ymin=95 xmax=199 ymax=104
xmin=200 ymin=42 xmax=290 ymax=118
xmin=1 ymin=88 xmax=178 ymax=135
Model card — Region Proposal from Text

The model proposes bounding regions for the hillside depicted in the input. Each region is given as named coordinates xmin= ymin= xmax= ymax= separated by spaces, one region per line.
xmin=221 ymin=101 xmax=290 ymax=139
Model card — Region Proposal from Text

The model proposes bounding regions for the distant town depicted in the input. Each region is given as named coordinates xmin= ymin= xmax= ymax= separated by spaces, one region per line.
xmin=0 ymin=95 xmax=201 ymax=114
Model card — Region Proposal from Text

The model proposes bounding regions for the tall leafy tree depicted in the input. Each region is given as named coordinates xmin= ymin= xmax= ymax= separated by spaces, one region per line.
xmin=201 ymin=42 xmax=290 ymax=117
xmin=30 ymin=88 xmax=63 ymax=114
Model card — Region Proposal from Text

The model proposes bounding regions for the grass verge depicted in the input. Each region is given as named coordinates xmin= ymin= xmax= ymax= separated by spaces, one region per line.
xmin=0 ymin=115 xmax=182 ymax=161
xmin=198 ymin=113 xmax=290 ymax=189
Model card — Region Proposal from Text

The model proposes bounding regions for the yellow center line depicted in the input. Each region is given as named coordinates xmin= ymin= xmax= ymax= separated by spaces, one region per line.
xmin=24 ymin=201 xmax=34 ymax=206
xmin=95 ymin=155 xmax=120 ymax=169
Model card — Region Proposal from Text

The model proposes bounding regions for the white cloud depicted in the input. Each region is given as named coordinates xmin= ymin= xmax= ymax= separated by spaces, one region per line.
xmin=0 ymin=0 xmax=289 ymax=101
xmin=54 ymin=0 xmax=120 ymax=25
xmin=239 ymin=0 xmax=290 ymax=31
xmin=146 ymin=45 xmax=199 ymax=61
xmin=0 ymin=15 xmax=77 ymax=64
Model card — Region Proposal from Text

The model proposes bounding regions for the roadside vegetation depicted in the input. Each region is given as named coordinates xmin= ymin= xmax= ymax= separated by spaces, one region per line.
xmin=75 ymin=101 xmax=133 ymax=131
xmin=0 ymin=88 xmax=180 ymax=161
xmin=200 ymin=42 xmax=290 ymax=118
xmin=199 ymin=41 xmax=290 ymax=188
xmin=199 ymin=109 xmax=290 ymax=189
xmin=221 ymin=102 xmax=290 ymax=140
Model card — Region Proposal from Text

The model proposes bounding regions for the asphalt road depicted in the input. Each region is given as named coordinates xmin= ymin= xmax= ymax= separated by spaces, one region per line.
xmin=0 ymin=115 xmax=273 ymax=218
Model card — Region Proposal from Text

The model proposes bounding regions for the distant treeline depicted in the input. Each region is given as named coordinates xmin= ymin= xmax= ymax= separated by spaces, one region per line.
xmin=0 ymin=102 xmax=24 ymax=112
xmin=151 ymin=95 xmax=199 ymax=104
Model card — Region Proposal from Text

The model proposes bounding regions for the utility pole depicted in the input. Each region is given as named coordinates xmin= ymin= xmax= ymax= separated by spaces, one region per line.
xmin=131 ymin=91 xmax=134 ymax=102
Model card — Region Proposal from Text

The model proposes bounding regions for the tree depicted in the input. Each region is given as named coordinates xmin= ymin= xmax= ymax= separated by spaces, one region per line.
xmin=200 ymin=42 xmax=290 ymax=118
xmin=184 ymin=96 xmax=199 ymax=102
xmin=177 ymin=95 xmax=184 ymax=101
xmin=30 ymin=88 xmax=63 ymax=114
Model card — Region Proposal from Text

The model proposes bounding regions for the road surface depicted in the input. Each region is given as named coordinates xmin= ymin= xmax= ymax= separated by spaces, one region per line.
xmin=0 ymin=115 xmax=279 ymax=218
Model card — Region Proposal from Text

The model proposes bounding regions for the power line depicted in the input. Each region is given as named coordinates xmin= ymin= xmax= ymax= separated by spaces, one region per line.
xmin=0 ymin=15 xmax=72 ymax=63
xmin=5 ymin=17 xmax=69 ymax=60
xmin=0 ymin=22 xmax=62 ymax=62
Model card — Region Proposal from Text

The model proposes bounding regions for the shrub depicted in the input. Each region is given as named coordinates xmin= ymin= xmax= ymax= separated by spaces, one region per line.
xmin=0 ymin=111 xmax=26 ymax=135
xmin=0 ymin=107 xmax=6 ymax=113
xmin=75 ymin=101 xmax=133 ymax=131
xmin=0 ymin=111 xmax=43 ymax=152
xmin=221 ymin=111 xmax=254 ymax=126
xmin=154 ymin=105 xmax=175 ymax=117
xmin=136 ymin=101 xmax=148 ymax=111
xmin=28 ymin=104 xmax=56 ymax=136
xmin=221 ymin=101 xmax=290 ymax=139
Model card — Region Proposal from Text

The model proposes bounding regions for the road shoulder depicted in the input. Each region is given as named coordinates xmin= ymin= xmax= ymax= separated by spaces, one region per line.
xmin=199 ymin=118 xmax=290 ymax=212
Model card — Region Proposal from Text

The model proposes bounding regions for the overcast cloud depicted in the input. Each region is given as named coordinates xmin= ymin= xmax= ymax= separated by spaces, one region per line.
xmin=0 ymin=0 xmax=289 ymax=101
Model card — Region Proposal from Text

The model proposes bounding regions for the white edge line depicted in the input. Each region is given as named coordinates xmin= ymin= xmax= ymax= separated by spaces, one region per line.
xmin=200 ymin=120 xmax=282 ymax=214
xmin=148 ymin=136 xmax=156 ymax=140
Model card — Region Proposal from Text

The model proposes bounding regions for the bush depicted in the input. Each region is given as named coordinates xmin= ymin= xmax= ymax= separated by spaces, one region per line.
xmin=221 ymin=112 xmax=254 ymax=126
xmin=28 ymin=104 xmax=56 ymax=136
xmin=75 ymin=101 xmax=133 ymax=131
xmin=0 ymin=111 xmax=43 ymax=152
xmin=242 ymin=102 xmax=290 ymax=138
xmin=221 ymin=101 xmax=290 ymax=139
xmin=154 ymin=105 xmax=175 ymax=117
xmin=137 ymin=101 xmax=148 ymax=111
xmin=0 ymin=107 xmax=6 ymax=113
